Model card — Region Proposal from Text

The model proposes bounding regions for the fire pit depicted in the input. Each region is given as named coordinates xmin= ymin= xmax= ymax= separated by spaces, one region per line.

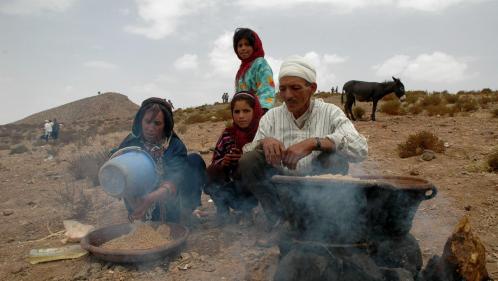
xmin=80 ymin=222 xmax=188 ymax=263
xmin=271 ymin=174 xmax=437 ymax=242
xmin=271 ymin=174 xmax=437 ymax=279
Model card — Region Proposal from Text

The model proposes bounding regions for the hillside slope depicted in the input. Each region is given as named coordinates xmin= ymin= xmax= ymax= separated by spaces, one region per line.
xmin=14 ymin=92 xmax=139 ymax=125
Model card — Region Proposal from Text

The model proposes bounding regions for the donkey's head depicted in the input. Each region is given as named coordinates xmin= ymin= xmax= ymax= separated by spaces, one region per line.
xmin=392 ymin=77 xmax=406 ymax=101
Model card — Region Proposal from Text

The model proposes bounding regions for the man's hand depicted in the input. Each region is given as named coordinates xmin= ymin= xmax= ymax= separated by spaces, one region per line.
xmin=283 ymin=139 xmax=315 ymax=170
xmin=129 ymin=197 xmax=152 ymax=221
xmin=260 ymin=138 xmax=286 ymax=166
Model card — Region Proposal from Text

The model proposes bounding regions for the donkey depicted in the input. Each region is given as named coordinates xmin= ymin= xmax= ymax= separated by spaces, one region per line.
xmin=341 ymin=77 xmax=406 ymax=121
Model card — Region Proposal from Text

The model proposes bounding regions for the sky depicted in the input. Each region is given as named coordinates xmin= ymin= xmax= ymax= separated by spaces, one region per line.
xmin=0 ymin=0 xmax=497 ymax=124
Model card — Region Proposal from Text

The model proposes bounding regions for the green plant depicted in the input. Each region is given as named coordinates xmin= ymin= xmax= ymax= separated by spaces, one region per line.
xmin=379 ymin=100 xmax=401 ymax=115
xmin=397 ymin=131 xmax=445 ymax=158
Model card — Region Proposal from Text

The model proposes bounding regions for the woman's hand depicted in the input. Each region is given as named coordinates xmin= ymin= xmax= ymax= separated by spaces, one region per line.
xmin=221 ymin=148 xmax=242 ymax=167
xmin=128 ymin=183 xmax=175 ymax=222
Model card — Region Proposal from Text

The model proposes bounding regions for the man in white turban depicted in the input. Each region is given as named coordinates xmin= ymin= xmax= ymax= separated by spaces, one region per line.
xmin=238 ymin=55 xmax=368 ymax=246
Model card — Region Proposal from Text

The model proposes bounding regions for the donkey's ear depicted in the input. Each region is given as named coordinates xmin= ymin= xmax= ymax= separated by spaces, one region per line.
xmin=392 ymin=76 xmax=398 ymax=82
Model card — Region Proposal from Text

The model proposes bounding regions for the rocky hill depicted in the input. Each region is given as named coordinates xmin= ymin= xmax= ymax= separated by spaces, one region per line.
xmin=13 ymin=92 xmax=139 ymax=125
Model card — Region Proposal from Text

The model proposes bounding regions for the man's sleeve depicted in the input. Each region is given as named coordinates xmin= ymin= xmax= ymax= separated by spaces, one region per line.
xmin=325 ymin=106 xmax=368 ymax=162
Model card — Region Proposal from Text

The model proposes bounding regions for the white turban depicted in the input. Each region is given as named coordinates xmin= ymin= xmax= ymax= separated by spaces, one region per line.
xmin=278 ymin=55 xmax=316 ymax=83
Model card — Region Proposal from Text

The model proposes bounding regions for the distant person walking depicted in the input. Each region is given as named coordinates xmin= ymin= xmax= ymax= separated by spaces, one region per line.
xmin=43 ymin=120 xmax=52 ymax=142
xmin=51 ymin=118 xmax=60 ymax=140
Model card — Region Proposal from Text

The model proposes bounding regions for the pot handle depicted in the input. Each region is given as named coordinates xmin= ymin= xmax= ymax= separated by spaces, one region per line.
xmin=423 ymin=186 xmax=437 ymax=200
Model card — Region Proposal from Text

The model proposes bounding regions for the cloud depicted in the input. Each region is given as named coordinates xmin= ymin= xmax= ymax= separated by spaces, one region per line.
xmin=324 ymin=54 xmax=348 ymax=64
xmin=125 ymin=0 xmax=215 ymax=39
xmin=208 ymin=32 xmax=239 ymax=78
xmin=235 ymin=0 xmax=487 ymax=12
xmin=83 ymin=60 xmax=118 ymax=70
xmin=373 ymin=52 xmax=470 ymax=83
xmin=0 ymin=0 xmax=76 ymax=15
xmin=174 ymin=54 xmax=199 ymax=70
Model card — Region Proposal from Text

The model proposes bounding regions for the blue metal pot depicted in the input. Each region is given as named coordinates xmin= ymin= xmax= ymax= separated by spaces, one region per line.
xmin=99 ymin=146 xmax=158 ymax=198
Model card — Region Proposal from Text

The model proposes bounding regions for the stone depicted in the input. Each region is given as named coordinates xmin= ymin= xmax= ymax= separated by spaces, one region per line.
xmin=409 ymin=170 xmax=420 ymax=176
xmin=3 ymin=209 xmax=14 ymax=216
xmin=421 ymin=150 xmax=436 ymax=161
xmin=9 ymin=262 xmax=26 ymax=274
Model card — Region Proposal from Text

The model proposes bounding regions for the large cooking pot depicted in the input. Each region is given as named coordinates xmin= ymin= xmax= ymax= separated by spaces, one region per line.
xmin=271 ymin=175 xmax=437 ymax=243
xmin=80 ymin=222 xmax=188 ymax=263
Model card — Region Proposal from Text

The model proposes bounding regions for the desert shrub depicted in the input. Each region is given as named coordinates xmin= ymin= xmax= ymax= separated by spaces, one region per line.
xmin=68 ymin=150 xmax=108 ymax=186
xmin=55 ymin=181 xmax=92 ymax=220
xmin=176 ymin=123 xmax=187 ymax=134
xmin=492 ymin=108 xmax=498 ymax=118
xmin=185 ymin=112 xmax=210 ymax=124
xmin=404 ymin=92 xmax=421 ymax=104
xmin=382 ymin=93 xmax=397 ymax=101
xmin=487 ymin=147 xmax=498 ymax=172
xmin=421 ymin=94 xmax=442 ymax=107
xmin=481 ymin=88 xmax=493 ymax=94
xmin=443 ymin=94 xmax=459 ymax=104
xmin=9 ymin=144 xmax=29 ymax=155
xmin=408 ymin=104 xmax=423 ymax=115
xmin=212 ymin=107 xmax=232 ymax=121
xmin=352 ymin=106 xmax=366 ymax=120
xmin=478 ymin=96 xmax=491 ymax=108
xmin=379 ymin=100 xmax=401 ymax=115
xmin=426 ymin=104 xmax=455 ymax=116
xmin=456 ymin=96 xmax=478 ymax=112
xmin=397 ymin=131 xmax=445 ymax=158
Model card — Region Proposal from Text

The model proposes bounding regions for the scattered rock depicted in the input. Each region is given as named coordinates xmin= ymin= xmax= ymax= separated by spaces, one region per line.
xmin=444 ymin=142 xmax=450 ymax=148
xmin=409 ymin=169 xmax=420 ymax=176
xmin=421 ymin=150 xmax=436 ymax=161
xmin=9 ymin=262 xmax=27 ymax=274
xmin=464 ymin=205 xmax=472 ymax=211
xmin=27 ymin=201 xmax=36 ymax=207
xmin=3 ymin=209 xmax=14 ymax=216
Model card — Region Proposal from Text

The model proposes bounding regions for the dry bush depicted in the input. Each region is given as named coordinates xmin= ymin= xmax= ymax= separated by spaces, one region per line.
xmin=176 ymin=123 xmax=187 ymax=134
xmin=352 ymin=106 xmax=366 ymax=120
xmin=398 ymin=131 xmax=445 ymax=158
xmin=426 ymin=104 xmax=458 ymax=117
xmin=185 ymin=112 xmax=210 ymax=124
xmin=382 ymin=93 xmax=397 ymax=101
xmin=441 ymin=93 xmax=458 ymax=104
xmin=314 ymin=92 xmax=332 ymax=99
xmin=408 ymin=104 xmax=423 ymax=115
xmin=55 ymin=181 xmax=92 ymax=220
xmin=405 ymin=92 xmax=424 ymax=104
xmin=68 ymin=149 xmax=108 ymax=186
xmin=379 ymin=100 xmax=402 ymax=115
xmin=492 ymin=108 xmax=498 ymax=118
xmin=212 ymin=107 xmax=232 ymax=121
xmin=456 ymin=96 xmax=478 ymax=112
xmin=421 ymin=94 xmax=442 ymax=107
xmin=478 ymin=96 xmax=491 ymax=108
xmin=481 ymin=88 xmax=493 ymax=94
xmin=487 ymin=147 xmax=498 ymax=172
xmin=9 ymin=144 xmax=29 ymax=155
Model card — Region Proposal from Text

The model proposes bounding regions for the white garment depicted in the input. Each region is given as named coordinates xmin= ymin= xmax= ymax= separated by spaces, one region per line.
xmin=278 ymin=55 xmax=316 ymax=83
xmin=244 ymin=99 xmax=368 ymax=175
xmin=44 ymin=122 xmax=53 ymax=134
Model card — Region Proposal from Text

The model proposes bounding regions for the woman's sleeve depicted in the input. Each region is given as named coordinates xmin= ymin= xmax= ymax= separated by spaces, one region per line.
xmin=161 ymin=137 xmax=188 ymax=188
xmin=254 ymin=58 xmax=276 ymax=109
xmin=207 ymin=130 xmax=232 ymax=181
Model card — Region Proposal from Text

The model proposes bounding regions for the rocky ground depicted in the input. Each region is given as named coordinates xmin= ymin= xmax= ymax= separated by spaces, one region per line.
xmin=0 ymin=100 xmax=497 ymax=280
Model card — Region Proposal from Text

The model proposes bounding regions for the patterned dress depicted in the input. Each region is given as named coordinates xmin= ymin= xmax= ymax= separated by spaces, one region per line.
xmin=235 ymin=57 xmax=276 ymax=109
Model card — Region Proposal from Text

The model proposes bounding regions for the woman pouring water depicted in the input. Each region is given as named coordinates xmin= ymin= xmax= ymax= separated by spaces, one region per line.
xmin=108 ymin=97 xmax=206 ymax=223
